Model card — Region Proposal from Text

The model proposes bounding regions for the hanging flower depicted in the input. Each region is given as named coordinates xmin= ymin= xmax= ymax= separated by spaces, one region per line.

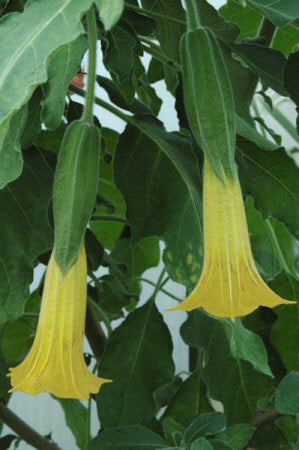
xmin=8 ymin=244 xmax=111 ymax=399
xmin=167 ymin=158 xmax=294 ymax=321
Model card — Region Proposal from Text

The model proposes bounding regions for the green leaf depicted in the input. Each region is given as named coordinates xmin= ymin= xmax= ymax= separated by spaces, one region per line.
xmin=155 ymin=376 xmax=183 ymax=408
xmin=181 ymin=27 xmax=236 ymax=181
xmin=231 ymin=42 xmax=288 ymax=96
xmin=122 ymin=9 xmax=158 ymax=36
xmin=210 ymin=440 xmax=232 ymax=450
xmin=162 ymin=418 xmax=185 ymax=447
xmin=272 ymin=304 xmax=299 ymax=372
xmin=114 ymin=115 xmax=203 ymax=288
xmin=215 ymin=423 xmax=255 ymax=450
xmin=1 ymin=317 xmax=37 ymax=363
xmin=102 ymin=26 xmax=136 ymax=84
xmin=141 ymin=0 xmax=185 ymax=93
xmin=190 ymin=438 xmax=213 ymax=450
xmin=162 ymin=367 xmax=213 ymax=428
xmin=283 ymin=50 xmax=299 ymax=105
xmin=0 ymin=344 xmax=11 ymax=402
xmin=236 ymin=137 xmax=299 ymax=238
xmin=275 ymin=371 xmax=299 ymax=414
xmin=223 ymin=318 xmax=273 ymax=377
xmin=96 ymin=300 xmax=174 ymax=428
xmin=111 ymin=236 xmax=160 ymax=295
xmin=91 ymin=127 xmax=126 ymax=250
xmin=41 ymin=36 xmax=88 ymax=130
xmin=0 ymin=148 xmax=54 ymax=323
xmin=87 ymin=425 xmax=167 ymax=449
xmin=95 ymin=0 xmax=124 ymax=31
xmin=53 ymin=120 xmax=100 ymax=275
xmin=56 ymin=399 xmax=88 ymax=450
xmin=245 ymin=198 xmax=281 ymax=280
xmin=184 ymin=412 xmax=226 ymax=444
xmin=0 ymin=106 xmax=27 ymax=188
xmin=35 ymin=125 xmax=66 ymax=154
xmin=0 ymin=0 xmax=92 ymax=126
xmin=246 ymin=0 xmax=299 ymax=26
xmin=181 ymin=311 xmax=274 ymax=424
xmin=21 ymin=88 xmax=43 ymax=149
xmin=220 ymin=0 xmax=261 ymax=41
xmin=96 ymin=274 xmax=133 ymax=313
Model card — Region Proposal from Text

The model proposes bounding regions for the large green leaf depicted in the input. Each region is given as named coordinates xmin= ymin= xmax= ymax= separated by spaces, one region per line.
xmin=87 ymin=425 xmax=167 ymax=449
xmin=41 ymin=35 xmax=88 ymax=130
xmin=275 ymin=371 xmax=299 ymax=415
xmin=231 ymin=42 xmax=288 ymax=97
xmin=162 ymin=368 xmax=213 ymax=428
xmin=114 ymin=115 xmax=203 ymax=288
xmin=141 ymin=0 xmax=185 ymax=93
xmin=0 ymin=148 xmax=54 ymax=323
xmin=181 ymin=311 xmax=274 ymax=424
xmin=246 ymin=0 xmax=299 ymax=26
xmin=236 ymin=137 xmax=299 ymax=238
xmin=56 ymin=399 xmax=88 ymax=449
xmin=96 ymin=299 xmax=174 ymax=428
xmin=0 ymin=107 xmax=27 ymax=188
xmin=95 ymin=0 xmax=124 ymax=31
xmin=0 ymin=0 xmax=92 ymax=126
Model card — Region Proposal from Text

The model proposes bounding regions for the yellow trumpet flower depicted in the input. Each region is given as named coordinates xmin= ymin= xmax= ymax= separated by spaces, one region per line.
xmin=168 ymin=158 xmax=294 ymax=320
xmin=8 ymin=244 xmax=110 ymax=399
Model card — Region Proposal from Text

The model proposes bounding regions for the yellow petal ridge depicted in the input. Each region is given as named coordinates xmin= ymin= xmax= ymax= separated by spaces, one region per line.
xmin=8 ymin=244 xmax=111 ymax=400
xmin=167 ymin=158 xmax=294 ymax=320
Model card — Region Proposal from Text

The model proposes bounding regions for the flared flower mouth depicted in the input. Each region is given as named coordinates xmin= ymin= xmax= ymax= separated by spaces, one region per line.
xmin=167 ymin=158 xmax=294 ymax=320
xmin=8 ymin=244 xmax=111 ymax=400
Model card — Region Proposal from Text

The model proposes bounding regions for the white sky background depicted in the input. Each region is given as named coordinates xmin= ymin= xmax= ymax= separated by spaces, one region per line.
xmin=3 ymin=0 xmax=298 ymax=448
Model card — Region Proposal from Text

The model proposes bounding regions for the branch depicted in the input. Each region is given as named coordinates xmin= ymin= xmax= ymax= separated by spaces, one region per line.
xmin=246 ymin=407 xmax=282 ymax=448
xmin=0 ymin=402 xmax=60 ymax=450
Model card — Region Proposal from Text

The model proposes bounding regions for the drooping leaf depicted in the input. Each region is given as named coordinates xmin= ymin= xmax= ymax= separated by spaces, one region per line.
xmin=181 ymin=311 xmax=274 ymax=424
xmin=0 ymin=148 xmax=54 ymax=323
xmin=223 ymin=318 xmax=273 ymax=377
xmin=275 ymin=371 xmax=299 ymax=415
xmin=215 ymin=423 xmax=256 ymax=450
xmin=0 ymin=107 xmax=27 ymax=188
xmin=231 ymin=42 xmax=288 ymax=97
xmin=0 ymin=0 xmax=92 ymax=126
xmin=162 ymin=367 xmax=213 ymax=428
xmin=87 ymin=425 xmax=168 ymax=449
xmin=184 ymin=412 xmax=226 ymax=444
xmin=114 ymin=115 xmax=203 ymax=288
xmin=236 ymin=137 xmax=299 ymax=238
xmin=140 ymin=0 xmax=185 ymax=93
xmin=245 ymin=0 xmax=299 ymax=26
xmin=96 ymin=274 xmax=133 ymax=313
xmin=283 ymin=50 xmax=299 ymax=105
xmin=56 ymin=399 xmax=88 ymax=450
xmin=1 ymin=317 xmax=37 ymax=363
xmin=162 ymin=418 xmax=185 ymax=447
xmin=96 ymin=299 xmax=174 ymax=428
xmin=95 ymin=0 xmax=124 ymax=31
xmin=41 ymin=35 xmax=88 ymax=130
